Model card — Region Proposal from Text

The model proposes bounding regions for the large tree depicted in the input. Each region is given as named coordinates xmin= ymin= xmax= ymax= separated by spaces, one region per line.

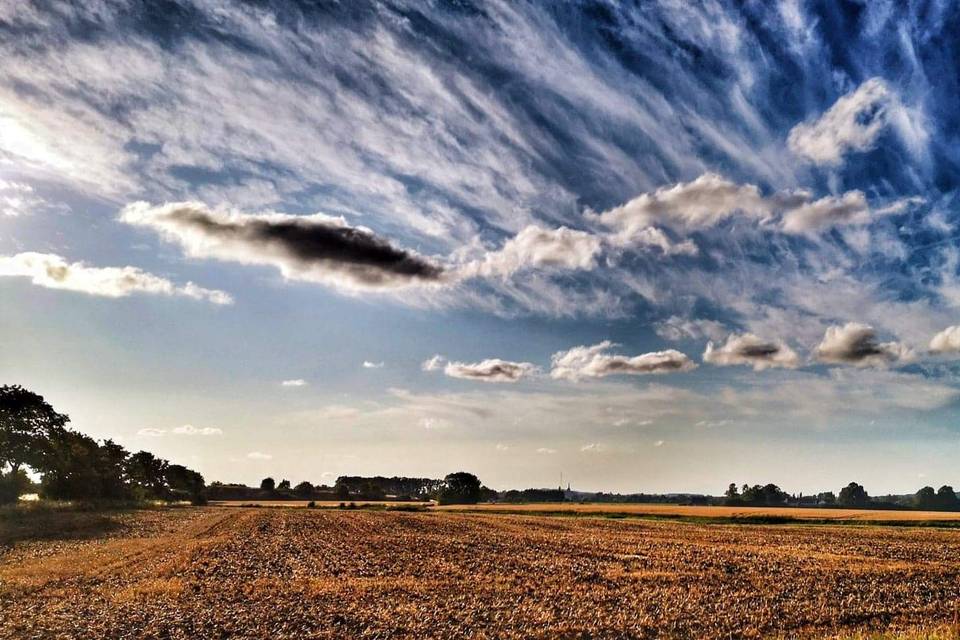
xmin=0 ymin=385 xmax=69 ymax=474
xmin=914 ymin=486 xmax=937 ymax=510
xmin=936 ymin=485 xmax=959 ymax=510
xmin=126 ymin=450 xmax=169 ymax=499
xmin=438 ymin=472 xmax=482 ymax=505
xmin=165 ymin=464 xmax=207 ymax=505
xmin=838 ymin=482 xmax=870 ymax=508
xmin=40 ymin=429 xmax=107 ymax=500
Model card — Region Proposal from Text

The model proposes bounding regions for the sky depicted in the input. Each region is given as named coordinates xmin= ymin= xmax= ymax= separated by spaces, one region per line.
xmin=2 ymin=0 xmax=960 ymax=494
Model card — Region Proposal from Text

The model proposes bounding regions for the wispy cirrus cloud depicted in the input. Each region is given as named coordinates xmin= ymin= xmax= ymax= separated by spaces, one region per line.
xmin=0 ymin=252 xmax=231 ymax=304
xmin=655 ymin=316 xmax=728 ymax=342
xmin=136 ymin=425 xmax=222 ymax=437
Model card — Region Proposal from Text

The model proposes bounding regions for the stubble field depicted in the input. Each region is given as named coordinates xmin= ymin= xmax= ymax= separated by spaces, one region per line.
xmin=2 ymin=506 xmax=960 ymax=639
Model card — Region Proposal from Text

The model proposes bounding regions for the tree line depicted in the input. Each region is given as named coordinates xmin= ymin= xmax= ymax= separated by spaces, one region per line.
xmin=724 ymin=481 xmax=960 ymax=510
xmin=212 ymin=473 xmax=490 ymax=505
xmin=0 ymin=385 xmax=206 ymax=505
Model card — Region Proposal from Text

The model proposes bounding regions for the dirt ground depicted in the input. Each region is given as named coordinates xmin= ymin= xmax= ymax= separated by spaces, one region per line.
xmin=2 ymin=506 xmax=960 ymax=639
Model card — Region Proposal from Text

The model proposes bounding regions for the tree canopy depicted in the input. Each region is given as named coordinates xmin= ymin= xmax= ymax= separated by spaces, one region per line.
xmin=0 ymin=384 xmax=69 ymax=474
xmin=0 ymin=384 xmax=206 ymax=504
xmin=438 ymin=472 xmax=482 ymax=505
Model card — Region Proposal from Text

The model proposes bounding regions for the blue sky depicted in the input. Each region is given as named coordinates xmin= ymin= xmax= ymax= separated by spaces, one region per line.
xmin=2 ymin=0 xmax=960 ymax=493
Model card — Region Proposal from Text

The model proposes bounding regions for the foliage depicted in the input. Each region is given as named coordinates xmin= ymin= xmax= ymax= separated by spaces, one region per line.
xmin=0 ymin=384 xmax=69 ymax=475
xmin=293 ymin=481 xmax=314 ymax=497
xmin=838 ymin=482 xmax=870 ymax=508
xmin=165 ymin=465 xmax=207 ymax=505
xmin=500 ymin=488 xmax=565 ymax=503
xmin=260 ymin=477 xmax=275 ymax=491
xmin=2 ymin=384 xmax=205 ymax=504
xmin=334 ymin=475 xmax=444 ymax=500
xmin=437 ymin=472 xmax=482 ymax=505
xmin=0 ymin=469 xmax=31 ymax=505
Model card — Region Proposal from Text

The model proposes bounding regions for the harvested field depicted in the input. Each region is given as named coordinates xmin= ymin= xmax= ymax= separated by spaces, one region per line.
xmin=2 ymin=506 xmax=960 ymax=639
xmin=437 ymin=502 xmax=960 ymax=523
xmin=212 ymin=500 xmax=432 ymax=508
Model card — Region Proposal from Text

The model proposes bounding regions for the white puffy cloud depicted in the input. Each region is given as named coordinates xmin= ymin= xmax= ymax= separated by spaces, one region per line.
xmin=247 ymin=451 xmax=273 ymax=460
xmin=459 ymin=225 xmax=602 ymax=279
xmin=281 ymin=379 xmax=308 ymax=387
xmin=788 ymin=78 xmax=913 ymax=166
xmin=0 ymin=251 xmax=232 ymax=304
xmin=929 ymin=326 xmax=960 ymax=354
xmin=590 ymin=173 xmax=778 ymax=241
xmin=550 ymin=341 xmax=697 ymax=381
xmin=536 ymin=447 xmax=557 ymax=455
xmin=815 ymin=322 xmax=914 ymax=367
xmin=591 ymin=173 xmax=913 ymax=241
xmin=431 ymin=357 xmax=538 ymax=383
xmin=781 ymin=193 xmax=922 ymax=234
xmin=136 ymin=428 xmax=165 ymax=437
xmin=172 ymin=424 xmax=223 ymax=436
xmin=120 ymin=201 xmax=445 ymax=291
xmin=780 ymin=190 xmax=869 ymax=234
xmin=362 ymin=361 xmax=385 ymax=369
xmin=703 ymin=333 xmax=801 ymax=371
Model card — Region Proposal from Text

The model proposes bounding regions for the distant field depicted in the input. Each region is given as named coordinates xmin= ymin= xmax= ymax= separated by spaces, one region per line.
xmin=213 ymin=500 xmax=960 ymax=523
xmin=211 ymin=499 xmax=433 ymax=507
xmin=3 ymin=506 xmax=960 ymax=639
xmin=436 ymin=502 xmax=960 ymax=522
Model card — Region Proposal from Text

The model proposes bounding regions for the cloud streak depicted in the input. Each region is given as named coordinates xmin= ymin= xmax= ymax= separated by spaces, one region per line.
xmin=121 ymin=202 xmax=445 ymax=291
xmin=0 ymin=252 xmax=231 ymax=304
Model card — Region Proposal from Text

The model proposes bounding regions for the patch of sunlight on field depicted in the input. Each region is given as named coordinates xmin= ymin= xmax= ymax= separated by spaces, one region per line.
xmin=437 ymin=502 xmax=960 ymax=522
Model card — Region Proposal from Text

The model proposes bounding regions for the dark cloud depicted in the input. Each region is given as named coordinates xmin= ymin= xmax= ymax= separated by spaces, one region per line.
xmin=121 ymin=202 xmax=444 ymax=290
xmin=703 ymin=334 xmax=800 ymax=371
xmin=815 ymin=323 xmax=914 ymax=367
